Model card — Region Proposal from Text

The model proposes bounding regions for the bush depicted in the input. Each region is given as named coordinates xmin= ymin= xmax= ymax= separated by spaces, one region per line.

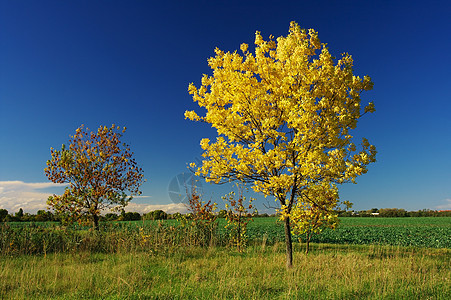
xmin=379 ymin=208 xmax=408 ymax=217
xmin=144 ymin=210 xmax=168 ymax=220
xmin=0 ymin=209 xmax=8 ymax=222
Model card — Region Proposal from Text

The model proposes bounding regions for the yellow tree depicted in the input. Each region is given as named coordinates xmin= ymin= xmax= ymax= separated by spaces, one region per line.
xmin=185 ymin=22 xmax=376 ymax=267
xmin=45 ymin=124 xmax=145 ymax=230
xmin=287 ymin=182 xmax=351 ymax=254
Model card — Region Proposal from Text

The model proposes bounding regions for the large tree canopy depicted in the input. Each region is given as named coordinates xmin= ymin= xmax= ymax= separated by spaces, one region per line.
xmin=186 ymin=22 xmax=376 ymax=267
xmin=45 ymin=124 xmax=145 ymax=229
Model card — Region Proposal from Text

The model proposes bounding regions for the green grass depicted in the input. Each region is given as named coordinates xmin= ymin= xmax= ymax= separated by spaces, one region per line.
xmin=1 ymin=243 xmax=449 ymax=299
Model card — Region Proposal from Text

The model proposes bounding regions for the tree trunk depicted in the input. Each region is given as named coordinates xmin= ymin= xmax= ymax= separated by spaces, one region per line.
xmin=93 ymin=213 xmax=100 ymax=231
xmin=284 ymin=216 xmax=293 ymax=268
xmin=306 ymin=230 xmax=311 ymax=254
xmin=237 ymin=211 xmax=242 ymax=252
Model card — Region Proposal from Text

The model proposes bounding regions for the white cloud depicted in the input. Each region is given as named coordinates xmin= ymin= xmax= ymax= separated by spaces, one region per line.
xmin=435 ymin=199 xmax=451 ymax=210
xmin=124 ymin=202 xmax=188 ymax=214
xmin=0 ymin=180 xmax=181 ymax=215
xmin=130 ymin=195 xmax=152 ymax=199
xmin=0 ymin=181 xmax=67 ymax=214
xmin=0 ymin=180 xmax=66 ymax=190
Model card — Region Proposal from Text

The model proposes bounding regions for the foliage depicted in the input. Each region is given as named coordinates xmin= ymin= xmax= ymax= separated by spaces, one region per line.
xmin=15 ymin=208 xmax=24 ymax=219
xmin=45 ymin=124 xmax=145 ymax=230
xmin=120 ymin=211 xmax=141 ymax=221
xmin=103 ymin=213 xmax=119 ymax=221
xmin=217 ymin=209 xmax=227 ymax=218
xmin=287 ymin=183 xmax=354 ymax=253
xmin=178 ymin=184 xmax=218 ymax=247
xmin=378 ymin=208 xmax=408 ymax=217
xmin=335 ymin=208 xmax=451 ymax=217
xmin=223 ymin=187 xmax=255 ymax=252
xmin=186 ymin=185 xmax=217 ymax=222
xmin=143 ymin=210 xmax=168 ymax=220
xmin=0 ymin=209 xmax=8 ymax=221
xmin=286 ymin=183 xmax=342 ymax=253
xmin=0 ymin=209 xmax=56 ymax=222
xmin=186 ymin=21 xmax=376 ymax=266
xmin=35 ymin=210 xmax=54 ymax=222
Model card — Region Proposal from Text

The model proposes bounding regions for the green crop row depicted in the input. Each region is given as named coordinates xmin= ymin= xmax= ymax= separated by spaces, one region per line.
xmin=245 ymin=217 xmax=451 ymax=248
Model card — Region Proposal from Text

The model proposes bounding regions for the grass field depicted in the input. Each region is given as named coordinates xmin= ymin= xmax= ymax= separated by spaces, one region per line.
xmin=1 ymin=243 xmax=449 ymax=299
xmin=1 ymin=217 xmax=449 ymax=299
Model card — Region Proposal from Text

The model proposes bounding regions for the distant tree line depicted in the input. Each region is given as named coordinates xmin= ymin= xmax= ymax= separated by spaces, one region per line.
xmin=336 ymin=208 xmax=451 ymax=217
xmin=0 ymin=208 xmax=167 ymax=222
xmin=1 ymin=207 xmax=450 ymax=223
xmin=0 ymin=207 xmax=275 ymax=223
xmin=0 ymin=208 xmax=176 ymax=223
xmin=0 ymin=208 xmax=57 ymax=222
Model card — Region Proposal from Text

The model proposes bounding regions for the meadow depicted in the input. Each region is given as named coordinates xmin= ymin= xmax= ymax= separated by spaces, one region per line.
xmin=1 ymin=217 xmax=450 ymax=299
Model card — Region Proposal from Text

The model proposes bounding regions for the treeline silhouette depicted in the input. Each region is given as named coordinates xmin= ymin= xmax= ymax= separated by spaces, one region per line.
xmin=0 ymin=208 xmax=168 ymax=222
xmin=337 ymin=208 xmax=451 ymax=217
xmin=1 ymin=207 xmax=450 ymax=223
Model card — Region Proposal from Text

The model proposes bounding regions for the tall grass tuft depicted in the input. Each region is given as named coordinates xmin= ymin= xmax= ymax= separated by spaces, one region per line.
xmin=1 ymin=220 xmax=227 ymax=256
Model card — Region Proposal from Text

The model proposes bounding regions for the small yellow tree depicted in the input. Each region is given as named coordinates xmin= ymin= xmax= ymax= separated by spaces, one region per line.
xmin=223 ymin=186 xmax=255 ymax=252
xmin=186 ymin=22 xmax=376 ymax=267
xmin=287 ymin=182 xmax=352 ymax=254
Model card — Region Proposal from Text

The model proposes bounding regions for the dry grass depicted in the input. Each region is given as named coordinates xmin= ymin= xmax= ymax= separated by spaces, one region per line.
xmin=1 ymin=243 xmax=449 ymax=299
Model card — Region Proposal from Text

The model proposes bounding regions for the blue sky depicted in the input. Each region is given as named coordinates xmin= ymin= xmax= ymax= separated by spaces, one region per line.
xmin=1 ymin=0 xmax=450 ymax=214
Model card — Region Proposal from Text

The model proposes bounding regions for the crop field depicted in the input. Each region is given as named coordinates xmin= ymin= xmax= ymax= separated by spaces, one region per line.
xmin=102 ymin=216 xmax=451 ymax=248
xmin=223 ymin=217 xmax=451 ymax=248
xmin=129 ymin=217 xmax=451 ymax=249
xmin=292 ymin=217 xmax=451 ymax=248
xmin=2 ymin=217 xmax=450 ymax=254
